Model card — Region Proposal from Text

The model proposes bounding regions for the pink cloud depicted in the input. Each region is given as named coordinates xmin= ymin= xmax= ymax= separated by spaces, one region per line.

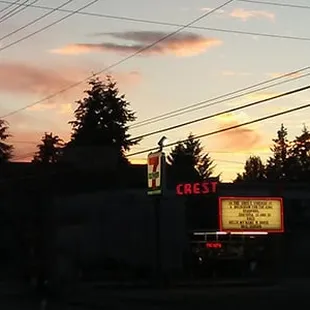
xmin=266 ymin=72 xmax=303 ymax=79
xmin=0 ymin=62 xmax=142 ymax=111
xmin=221 ymin=70 xmax=251 ymax=76
xmin=0 ymin=62 xmax=82 ymax=96
xmin=50 ymin=30 xmax=222 ymax=57
xmin=230 ymin=8 xmax=275 ymax=22
xmin=215 ymin=113 xmax=262 ymax=151
xmin=200 ymin=7 xmax=225 ymax=14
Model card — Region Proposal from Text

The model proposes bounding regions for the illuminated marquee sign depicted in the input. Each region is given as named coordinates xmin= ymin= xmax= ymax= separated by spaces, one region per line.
xmin=176 ymin=181 xmax=218 ymax=195
xmin=219 ymin=197 xmax=284 ymax=233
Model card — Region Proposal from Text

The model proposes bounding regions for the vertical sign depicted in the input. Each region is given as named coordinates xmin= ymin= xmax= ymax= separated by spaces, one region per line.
xmin=147 ymin=151 xmax=163 ymax=195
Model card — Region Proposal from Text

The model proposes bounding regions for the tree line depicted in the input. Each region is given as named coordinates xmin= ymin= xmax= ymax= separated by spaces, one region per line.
xmin=235 ymin=124 xmax=310 ymax=183
xmin=0 ymin=75 xmax=139 ymax=167
xmin=0 ymin=74 xmax=309 ymax=183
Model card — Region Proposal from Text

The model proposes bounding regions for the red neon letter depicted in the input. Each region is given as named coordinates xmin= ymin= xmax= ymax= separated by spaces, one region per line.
xmin=193 ymin=183 xmax=200 ymax=194
xmin=201 ymin=182 xmax=209 ymax=194
xmin=210 ymin=181 xmax=218 ymax=193
xmin=176 ymin=184 xmax=183 ymax=195
xmin=183 ymin=183 xmax=192 ymax=195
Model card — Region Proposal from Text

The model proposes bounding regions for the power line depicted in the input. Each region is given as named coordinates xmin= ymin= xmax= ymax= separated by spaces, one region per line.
xmin=8 ymin=140 xmax=37 ymax=145
xmin=11 ymin=150 xmax=244 ymax=165
xmin=0 ymin=0 xmax=19 ymax=14
xmin=0 ymin=0 xmax=310 ymax=42
xmin=0 ymin=0 xmax=33 ymax=23
xmin=0 ymin=0 xmax=100 ymax=53
xmin=130 ymin=69 xmax=310 ymax=129
xmin=0 ymin=0 xmax=25 ymax=21
xmin=127 ymin=101 xmax=310 ymax=157
xmin=9 ymin=140 xmax=271 ymax=155
xmin=0 ymin=0 xmax=75 ymax=42
xmin=130 ymin=85 xmax=310 ymax=141
xmin=13 ymin=151 xmax=35 ymax=160
xmin=238 ymin=0 xmax=310 ymax=10
xmin=0 ymin=0 xmax=235 ymax=118
xmin=8 ymin=139 xmax=271 ymax=154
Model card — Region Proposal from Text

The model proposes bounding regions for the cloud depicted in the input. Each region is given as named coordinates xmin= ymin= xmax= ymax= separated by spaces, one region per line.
xmin=217 ymin=111 xmax=249 ymax=125
xmin=215 ymin=112 xmax=262 ymax=151
xmin=27 ymin=102 xmax=75 ymax=114
xmin=224 ymin=91 xmax=282 ymax=108
xmin=221 ymin=70 xmax=236 ymax=76
xmin=200 ymin=7 xmax=225 ymax=14
xmin=0 ymin=62 xmax=84 ymax=98
xmin=230 ymin=8 xmax=275 ymax=22
xmin=221 ymin=70 xmax=251 ymax=76
xmin=50 ymin=31 xmax=222 ymax=57
xmin=266 ymin=72 xmax=303 ymax=79
xmin=245 ymin=91 xmax=281 ymax=101
xmin=115 ymin=70 xmax=142 ymax=85
xmin=0 ymin=62 xmax=142 ymax=111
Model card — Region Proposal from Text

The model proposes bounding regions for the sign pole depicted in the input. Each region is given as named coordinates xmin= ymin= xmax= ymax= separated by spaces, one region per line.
xmin=147 ymin=149 xmax=166 ymax=287
xmin=154 ymin=195 xmax=161 ymax=284
xmin=155 ymin=152 xmax=166 ymax=286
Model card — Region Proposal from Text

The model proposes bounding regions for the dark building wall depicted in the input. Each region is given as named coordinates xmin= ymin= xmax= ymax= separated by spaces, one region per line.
xmin=48 ymin=183 xmax=310 ymax=273
xmin=1 ymin=177 xmax=310 ymax=283
xmin=50 ymin=190 xmax=187 ymax=283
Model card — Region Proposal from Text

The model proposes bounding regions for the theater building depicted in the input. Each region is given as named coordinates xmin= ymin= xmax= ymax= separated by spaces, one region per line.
xmin=174 ymin=180 xmax=310 ymax=277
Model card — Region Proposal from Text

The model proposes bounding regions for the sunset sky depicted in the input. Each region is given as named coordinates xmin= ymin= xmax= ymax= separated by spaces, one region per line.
xmin=1 ymin=0 xmax=310 ymax=181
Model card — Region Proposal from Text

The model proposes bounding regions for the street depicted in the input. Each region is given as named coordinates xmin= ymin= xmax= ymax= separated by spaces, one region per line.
xmin=0 ymin=279 xmax=309 ymax=309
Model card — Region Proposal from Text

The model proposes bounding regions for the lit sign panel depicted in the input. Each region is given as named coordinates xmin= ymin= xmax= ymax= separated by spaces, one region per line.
xmin=206 ymin=242 xmax=222 ymax=249
xmin=176 ymin=181 xmax=218 ymax=195
xmin=147 ymin=151 xmax=163 ymax=195
xmin=219 ymin=197 xmax=284 ymax=233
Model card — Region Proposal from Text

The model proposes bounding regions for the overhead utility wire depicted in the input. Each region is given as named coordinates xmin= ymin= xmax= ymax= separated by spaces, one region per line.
xmin=0 ymin=0 xmax=234 ymax=118
xmin=9 ymin=140 xmax=270 ymax=155
xmin=12 ymin=150 xmax=244 ymax=165
xmin=0 ymin=0 xmax=33 ymax=23
xmin=0 ymin=0 xmax=24 ymax=20
xmin=0 ymin=0 xmax=100 ymax=53
xmin=127 ymin=102 xmax=310 ymax=157
xmin=8 ymin=140 xmax=37 ymax=145
xmin=0 ymin=0 xmax=75 ymax=42
xmin=0 ymin=0 xmax=309 ymax=42
xmin=131 ymin=69 xmax=310 ymax=128
xmin=238 ymin=0 xmax=310 ymax=10
xmin=130 ymin=85 xmax=310 ymax=141
xmin=0 ymin=0 xmax=19 ymax=14
xmin=13 ymin=151 xmax=35 ymax=160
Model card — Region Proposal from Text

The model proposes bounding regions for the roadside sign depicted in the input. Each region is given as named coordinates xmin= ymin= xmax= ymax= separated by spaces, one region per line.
xmin=219 ymin=197 xmax=284 ymax=233
xmin=147 ymin=151 xmax=163 ymax=195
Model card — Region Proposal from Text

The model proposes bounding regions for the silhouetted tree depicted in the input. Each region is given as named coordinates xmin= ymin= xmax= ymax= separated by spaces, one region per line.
xmin=0 ymin=119 xmax=13 ymax=163
xmin=234 ymin=156 xmax=266 ymax=182
xmin=289 ymin=124 xmax=310 ymax=181
xmin=68 ymin=75 xmax=139 ymax=165
xmin=266 ymin=124 xmax=290 ymax=181
xmin=197 ymin=153 xmax=216 ymax=180
xmin=33 ymin=132 xmax=64 ymax=164
xmin=168 ymin=133 xmax=215 ymax=183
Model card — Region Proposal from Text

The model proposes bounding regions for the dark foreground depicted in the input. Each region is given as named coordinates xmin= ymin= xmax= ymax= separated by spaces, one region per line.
xmin=0 ymin=279 xmax=309 ymax=309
